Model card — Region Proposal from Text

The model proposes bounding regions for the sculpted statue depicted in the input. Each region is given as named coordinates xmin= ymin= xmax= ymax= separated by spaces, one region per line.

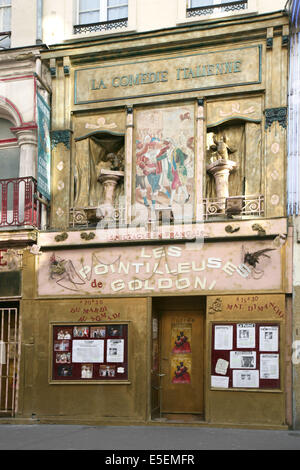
xmin=208 ymin=133 xmax=236 ymax=163
xmin=96 ymin=152 xmax=124 ymax=174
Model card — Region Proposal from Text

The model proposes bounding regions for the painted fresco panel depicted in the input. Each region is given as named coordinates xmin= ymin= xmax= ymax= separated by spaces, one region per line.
xmin=135 ymin=105 xmax=195 ymax=218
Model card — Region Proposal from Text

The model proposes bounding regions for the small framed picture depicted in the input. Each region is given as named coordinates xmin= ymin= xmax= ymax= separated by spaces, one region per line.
xmin=108 ymin=325 xmax=123 ymax=337
xmin=73 ymin=326 xmax=89 ymax=338
xmin=90 ymin=327 xmax=106 ymax=338
xmin=100 ymin=365 xmax=116 ymax=378
xmin=56 ymin=352 xmax=71 ymax=364
xmin=58 ymin=365 xmax=73 ymax=377
xmin=54 ymin=340 xmax=70 ymax=352
xmin=81 ymin=364 xmax=93 ymax=379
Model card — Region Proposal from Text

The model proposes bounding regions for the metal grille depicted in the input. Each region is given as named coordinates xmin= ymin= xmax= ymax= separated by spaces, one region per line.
xmin=74 ymin=17 xmax=128 ymax=34
xmin=203 ymin=195 xmax=264 ymax=220
xmin=0 ymin=177 xmax=42 ymax=229
xmin=187 ymin=1 xmax=248 ymax=17
xmin=0 ymin=308 xmax=20 ymax=416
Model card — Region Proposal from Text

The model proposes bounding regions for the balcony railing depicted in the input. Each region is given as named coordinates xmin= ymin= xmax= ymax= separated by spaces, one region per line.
xmin=74 ymin=17 xmax=128 ymax=35
xmin=0 ymin=177 xmax=43 ymax=229
xmin=186 ymin=1 xmax=248 ymax=17
xmin=203 ymin=195 xmax=264 ymax=220
xmin=69 ymin=195 xmax=264 ymax=228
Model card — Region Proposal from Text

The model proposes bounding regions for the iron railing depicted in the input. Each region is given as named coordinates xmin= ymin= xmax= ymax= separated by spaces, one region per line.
xmin=70 ymin=195 xmax=264 ymax=228
xmin=74 ymin=17 xmax=128 ymax=34
xmin=70 ymin=205 xmax=126 ymax=228
xmin=187 ymin=0 xmax=248 ymax=17
xmin=0 ymin=177 xmax=43 ymax=229
xmin=0 ymin=307 xmax=20 ymax=416
xmin=203 ymin=195 xmax=264 ymax=220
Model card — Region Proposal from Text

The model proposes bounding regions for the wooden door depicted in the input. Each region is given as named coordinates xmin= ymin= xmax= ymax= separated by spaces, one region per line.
xmin=159 ymin=309 xmax=204 ymax=415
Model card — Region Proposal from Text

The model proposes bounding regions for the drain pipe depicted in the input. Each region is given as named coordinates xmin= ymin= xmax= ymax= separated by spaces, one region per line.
xmin=36 ymin=0 xmax=43 ymax=44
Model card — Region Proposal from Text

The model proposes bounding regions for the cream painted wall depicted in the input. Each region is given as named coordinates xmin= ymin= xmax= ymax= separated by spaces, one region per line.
xmin=7 ymin=0 xmax=288 ymax=47
xmin=11 ymin=0 xmax=37 ymax=48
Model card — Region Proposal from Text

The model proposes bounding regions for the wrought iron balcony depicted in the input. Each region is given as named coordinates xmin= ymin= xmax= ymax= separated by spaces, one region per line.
xmin=186 ymin=0 xmax=248 ymax=18
xmin=70 ymin=205 xmax=126 ymax=228
xmin=203 ymin=195 xmax=264 ymax=220
xmin=69 ymin=195 xmax=264 ymax=229
xmin=0 ymin=177 xmax=43 ymax=229
xmin=74 ymin=17 xmax=128 ymax=35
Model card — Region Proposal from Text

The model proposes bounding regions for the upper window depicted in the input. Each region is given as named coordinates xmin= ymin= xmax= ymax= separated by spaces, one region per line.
xmin=74 ymin=0 xmax=128 ymax=34
xmin=78 ymin=0 xmax=128 ymax=24
xmin=187 ymin=0 xmax=248 ymax=18
xmin=0 ymin=0 xmax=11 ymax=48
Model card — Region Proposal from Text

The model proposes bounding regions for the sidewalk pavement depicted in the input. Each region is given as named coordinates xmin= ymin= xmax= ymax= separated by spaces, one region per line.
xmin=0 ymin=424 xmax=300 ymax=450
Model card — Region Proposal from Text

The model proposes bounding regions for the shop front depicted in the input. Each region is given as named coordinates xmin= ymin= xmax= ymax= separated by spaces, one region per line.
xmin=23 ymin=10 xmax=292 ymax=427
xmin=14 ymin=224 xmax=291 ymax=428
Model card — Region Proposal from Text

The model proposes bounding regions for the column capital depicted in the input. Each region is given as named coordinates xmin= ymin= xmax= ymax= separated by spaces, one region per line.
xmin=11 ymin=123 xmax=38 ymax=146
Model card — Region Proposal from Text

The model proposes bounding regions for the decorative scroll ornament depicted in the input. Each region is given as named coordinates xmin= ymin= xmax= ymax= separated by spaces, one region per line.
xmin=81 ymin=232 xmax=96 ymax=241
xmin=264 ymin=107 xmax=287 ymax=131
xmin=208 ymin=298 xmax=223 ymax=314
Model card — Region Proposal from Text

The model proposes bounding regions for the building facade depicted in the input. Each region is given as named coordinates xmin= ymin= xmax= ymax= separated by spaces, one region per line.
xmin=0 ymin=0 xmax=294 ymax=428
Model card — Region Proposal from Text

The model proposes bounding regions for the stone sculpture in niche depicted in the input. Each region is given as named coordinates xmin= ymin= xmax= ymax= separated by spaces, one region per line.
xmin=97 ymin=151 xmax=125 ymax=222
xmin=207 ymin=133 xmax=236 ymax=163
xmin=206 ymin=132 xmax=238 ymax=210
xmin=96 ymin=152 xmax=125 ymax=173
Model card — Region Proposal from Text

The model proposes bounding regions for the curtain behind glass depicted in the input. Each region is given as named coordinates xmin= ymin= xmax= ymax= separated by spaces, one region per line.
xmin=107 ymin=0 xmax=128 ymax=20
xmin=79 ymin=0 xmax=99 ymax=24
xmin=190 ymin=0 xmax=214 ymax=7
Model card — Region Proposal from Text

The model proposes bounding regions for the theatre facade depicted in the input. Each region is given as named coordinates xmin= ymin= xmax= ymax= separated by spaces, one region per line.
xmin=13 ymin=10 xmax=293 ymax=428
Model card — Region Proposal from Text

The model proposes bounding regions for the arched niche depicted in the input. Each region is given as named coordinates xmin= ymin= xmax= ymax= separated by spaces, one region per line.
xmin=205 ymin=117 xmax=262 ymax=200
xmin=74 ymin=130 xmax=125 ymax=211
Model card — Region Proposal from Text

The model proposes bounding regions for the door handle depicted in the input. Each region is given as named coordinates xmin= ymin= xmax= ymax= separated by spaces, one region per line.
xmin=157 ymin=373 xmax=166 ymax=377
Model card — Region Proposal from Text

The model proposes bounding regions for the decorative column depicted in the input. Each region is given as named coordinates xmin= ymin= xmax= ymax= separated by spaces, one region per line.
xmin=125 ymin=106 xmax=133 ymax=224
xmin=97 ymin=170 xmax=125 ymax=222
xmin=12 ymin=125 xmax=38 ymax=178
xmin=206 ymin=159 xmax=237 ymax=211
xmin=195 ymin=98 xmax=205 ymax=222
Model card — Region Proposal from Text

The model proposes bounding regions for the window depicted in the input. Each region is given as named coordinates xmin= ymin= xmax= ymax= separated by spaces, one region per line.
xmin=0 ymin=0 xmax=11 ymax=48
xmin=78 ymin=0 xmax=128 ymax=25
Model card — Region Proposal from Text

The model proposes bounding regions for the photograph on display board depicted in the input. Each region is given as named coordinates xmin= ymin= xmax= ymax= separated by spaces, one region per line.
xmin=57 ymin=328 xmax=72 ymax=340
xmin=81 ymin=364 xmax=93 ymax=379
xmin=99 ymin=365 xmax=116 ymax=378
xmin=58 ymin=365 xmax=73 ymax=377
xmin=135 ymin=105 xmax=195 ymax=213
xmin=171 ymin=356 xmax=192 ymax=384
xmin=171 ymin=325 xmax=192 ymax=354
xmin=90 ymin=326 xmax=106 ymax=338
xmin=56 ymin=352 xmax=71 ymax=364
xmin=54 ymin=340 xmax=70 ymax=352
xmin=107 ymin=325 xmax=123 ymax=337
xmin=73 ymin=326 xmax=89 ymax=338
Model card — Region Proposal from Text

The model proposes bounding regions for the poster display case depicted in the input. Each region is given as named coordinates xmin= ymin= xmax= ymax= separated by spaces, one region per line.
xmin=211 ymin=322 xmax=280 ymax=390
xmin=50 ymin=322 xmax=129 ymax=383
